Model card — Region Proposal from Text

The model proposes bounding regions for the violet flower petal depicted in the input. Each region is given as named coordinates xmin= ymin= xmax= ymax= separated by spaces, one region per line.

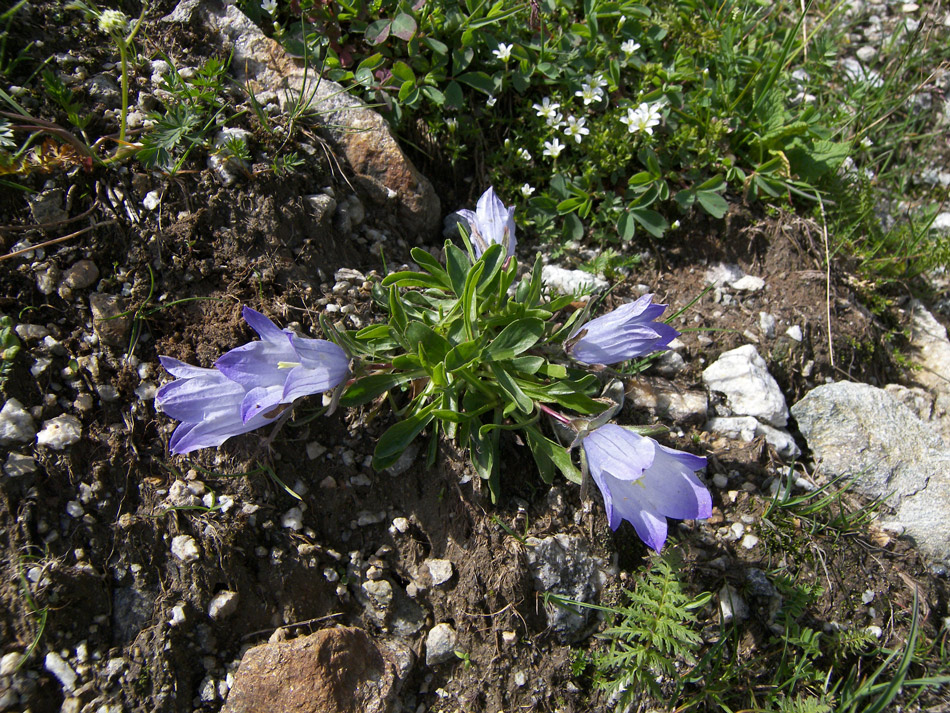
xmin=281 ymin=335 xmax=350 ymax=403
xmin=582 ymin=424 xmax=709 ymax=551
xmin=459 ymin=187 xmax=517 ymax=258
xmin=570 ymin=293 xmax=680 ymax=365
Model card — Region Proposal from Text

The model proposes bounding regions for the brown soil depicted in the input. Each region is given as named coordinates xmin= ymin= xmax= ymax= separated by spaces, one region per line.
xmin=0 ymin=3 xmax=947 ymax=713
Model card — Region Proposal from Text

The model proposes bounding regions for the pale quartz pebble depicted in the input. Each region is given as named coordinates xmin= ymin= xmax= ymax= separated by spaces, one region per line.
xmin=36 ymin=415 xmax=82 ymax=449
xmin=168 ymin=604 xmax=187 ymax=627
xmin=44 ymin=651 xmax=77 ymax=692
xmin=65 ymin=501 xmax=84 ymax=518
xmin=391 ymin=517 xmax=410 ymax=533
xmin=786 ymin=325 xmax=803 ymax=342
xmin=171 ymin=535 xmax=200 ymax=562
xmin=425 ymin=558 xmax=453 ymax=586
xmin=0 ymin=652 xmax=23 ymax=676
xmin=740 ymin=534 xmax=759 ymax=549
xmin=862 ymin=590 xmax=875 ymax=604
xmin=208 ymin=591 xmax=239 ymax=620
xmin=281 ymin=507 xmax=304 ymax=531
xmin=866 ymin=625 xmax=883 ymax=638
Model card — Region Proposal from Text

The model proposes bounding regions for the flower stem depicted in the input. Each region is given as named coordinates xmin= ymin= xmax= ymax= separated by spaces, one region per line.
xmin=537 ymin=402 xmax=571 ymax=425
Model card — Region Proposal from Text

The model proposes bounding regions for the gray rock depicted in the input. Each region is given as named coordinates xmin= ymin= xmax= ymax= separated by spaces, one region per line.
xmin=89 ymin=293 xmax=131 ymax=347
xmin=791 ymin=382 xmax=950 ymax=564
xmin=525 ymin=534 xmax=605 ymax=644
xmin=425 ymin=623 xmax=458 ymax=666
xmin=305 ymin=194 xmax=336 ymax=226
xmin=85 ymin=74 xmax=120 ymax=106
xmin=113 ymin=586 xmax=154 ymax=645
xmin=703 ymin=344 xmax=789 ymax=427
xmin=905 ymin=301 xmax=950 ymax=442
xmin=3 ymin=453 xmax=36 ymax=478
xmin=208 ymin=590 xmax=240 ymax=620
xmin=0 ymin=399 xmax=36 ymax=445
xmin=856 ymin=46 xmax=878 ymax=63
xmin=541 ymin=265 xmax=609 ymax=295
xmin=61 ymin=259 xmax=100 ymax=290
xmin=14 ymin=323 xmax=49 ymax=341
xmin=718 ymin=583 xmax=749 ymax=623
xmin=706 ymin=416 xmax=800 ymax=459
xmin=627 ymin=376 xmax=708 ymax=424
xmin=44 ymin=652 xmax=77 ymax=693
xmin=653 ymin=349 xmax=685 ymax=376
xmin=35 ymin=415 xmax=82 ymax=449
xmin=424 ymin=558 xmax=453 ymax=586
xmin=932 ymin=212 xmax=950 ymax=233
xmin=29 ymin=189 xmax=68 ymax=225
xmin=758 ymin=312 xmax=776 ymax=338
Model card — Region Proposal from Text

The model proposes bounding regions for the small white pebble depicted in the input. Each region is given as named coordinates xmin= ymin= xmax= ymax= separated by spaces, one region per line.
xmin=168 ymin=604 xmax=187 ymax=627
xmin=392 ymin=517 xmax=410 ymax=533
xmin=513 ymin=671 xmax=527 ymax=687
xmin=862 ymin=589 xmax=875 ymax=604
xmin=729 ymin=522 xmax=745 ymax=540
xmin=740 ymin=534 xmax=759 ymax=549
xmin=65 ymin=501 xmax=84 ymax=518
xmin=324 ymin=568 xmax=339 ymax=583
xmin=170 ymin=535 xmax=200 ymax=562
xmin=36 ymin=415 xmax=82 ymax=449
xmin=865 ymin=625 xmax=883 ymax=639
xmin=785 ymin=325 xmax=803 ymax=342
xmin=281 ymin=507 xmax=304 ymax=531
xmin=712 ymin=473 xmax=729 ymax=489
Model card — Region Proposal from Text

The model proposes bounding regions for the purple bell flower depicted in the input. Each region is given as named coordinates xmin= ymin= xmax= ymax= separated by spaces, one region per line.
xmin=155 ymin=357 xmax=284 ymax=454
xmin=568 ymin=293 xmax=679 ymax=365
xmin=214 ymin=307 xmax=350 ymax=423
xmin=456 ymin=186 xmax=517 ymax=258
xmin=582 ymin=424 xmax=711 ymax=551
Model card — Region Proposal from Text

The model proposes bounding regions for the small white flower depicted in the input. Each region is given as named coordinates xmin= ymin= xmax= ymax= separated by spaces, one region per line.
xmin=98 ymin=9 xmax=129 ymax=34
xmin=493 ymin=43 xmax=514 ymax=62
xmin=261 ymin=0 xmax=277 ymax=13
xmin=619 ymin=102 xmax=662 ymax=135
xmin=486 ymin=95 xmax=497 ymax=108
xmin=621 ymin=39 xmax=641 ymax=56
xmin=860 ymin=136 xmax=873 ymax=149
xmin=563 ymin=115 xmax=590 ymax=144
xmin=516 ymin=148 xmax=532 ymax=161
xmin=575 ymin=83 xmax=605 ymax=106
xmin=548 ymin=111 xmax=565 ymax=129
xmin=532 ymin=97 xmax=560 ymax=121
xmin=543 ymin=138 xmax=565 ymax=158
xmin=671 ymin=219 xmax=681 ymax=230
xmin=586 ymin=74 xmax=608 ymax=90
xmin=446 ymin=117 xmax=458 ymax=131
xmin=520 ymin=183 xmax=535 ymax=198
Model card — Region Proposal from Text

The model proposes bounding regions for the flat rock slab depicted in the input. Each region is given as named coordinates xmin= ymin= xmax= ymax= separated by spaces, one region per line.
xmin=166 ymin=0 xmax=440 ymax=239
xmin=222 ymin=627 xmax=403 ymax=713
xmin=791 ymin=381 xmax=950 ymax=565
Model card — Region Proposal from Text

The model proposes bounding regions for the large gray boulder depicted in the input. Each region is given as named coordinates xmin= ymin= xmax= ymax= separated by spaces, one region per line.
xmin=791 ymin=381 xmax=950 ymax=565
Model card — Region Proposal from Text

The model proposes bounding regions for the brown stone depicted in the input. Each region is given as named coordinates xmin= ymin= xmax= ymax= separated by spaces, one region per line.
xmin=221 ymin=627 xmax=401 ymax=713
xmin=179 ymin=1 xmax=440 ymax=239
xmin=89 ymin=293 xmax=131 ymax=348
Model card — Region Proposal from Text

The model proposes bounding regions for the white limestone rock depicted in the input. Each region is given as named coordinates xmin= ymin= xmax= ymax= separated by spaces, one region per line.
xmin=703 ymin=344 xmax=789 ymax=427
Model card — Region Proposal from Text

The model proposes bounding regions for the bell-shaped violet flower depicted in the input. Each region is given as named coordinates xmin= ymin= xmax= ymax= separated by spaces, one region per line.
xmin=155 ymin=357 xmax=284 ymax=454
xmin=568 ymin=293 xmax=679 ymax=365
xmin=214 ymin=307 xmax=350 ymax=423
xmin=582 ymin=424 xmax=710 ymax=551
xmin=456 ymin=186 xmax=517 ymax=258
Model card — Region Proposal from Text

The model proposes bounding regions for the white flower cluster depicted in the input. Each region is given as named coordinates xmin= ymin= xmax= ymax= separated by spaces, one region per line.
xmin=619 ymin=101 xmax=663 ymax=135
xmin=98 ymin=9 xmax=129 ymax=35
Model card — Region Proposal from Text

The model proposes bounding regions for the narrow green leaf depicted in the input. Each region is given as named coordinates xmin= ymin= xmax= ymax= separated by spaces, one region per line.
xmin=373 ymin=407 xmax=435 ymax=470
xmin=339 ymin=372 xmax=417 ymax=407
xmin=524 ymin=425 xmax=582 ymax=484
xmin=462 ymin=262 xmax=483 ymax=341
xmin=445 ymin=242 xmax=470 ymax=296
xmin=486 ymin=318 xmax=544 ymax=361
xmin=388 ymin=285 xmax=408 ymax=335
xmin=491 ymin=363 xmax=532 ymax=413
xmin=445 ymin=340 xmax=482 ymax=371
xmin=381 ymin=271 xmax=450 ymax=290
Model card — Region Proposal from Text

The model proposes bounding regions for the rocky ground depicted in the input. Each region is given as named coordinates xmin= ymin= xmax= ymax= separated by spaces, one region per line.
xmin=0 ymin=2 xmax=948 ymax=713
